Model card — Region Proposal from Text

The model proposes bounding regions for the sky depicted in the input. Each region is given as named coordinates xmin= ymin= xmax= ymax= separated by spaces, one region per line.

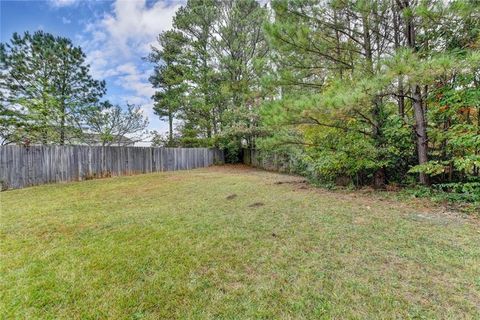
xmin=0 ymin=0 xmax=185 ymax=136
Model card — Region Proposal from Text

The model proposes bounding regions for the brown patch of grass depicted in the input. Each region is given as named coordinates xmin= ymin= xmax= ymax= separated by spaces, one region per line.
xmin=274 ymin=179 xmax=307 ymax=185
xmin=248 ymin=202 xmax=264 ymax=208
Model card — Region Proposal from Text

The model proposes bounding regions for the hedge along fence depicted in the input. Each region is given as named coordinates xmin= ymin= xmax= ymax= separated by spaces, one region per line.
xmin=242 ymin=148 xmax=297 ymax=173
xmin=0 ymin=145 xmax=224 ymax=190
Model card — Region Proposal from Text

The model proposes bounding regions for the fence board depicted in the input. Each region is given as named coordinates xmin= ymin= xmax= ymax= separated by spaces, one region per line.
xmin=0 ymin=145 xmax=224 ymax=190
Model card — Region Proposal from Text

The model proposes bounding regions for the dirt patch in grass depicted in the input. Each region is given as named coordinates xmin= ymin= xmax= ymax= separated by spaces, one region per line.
xmin=248 ymin=202 xmax=264 ymax=208
xmin=226 ymin=194 xmax=237 ymax=200
xmin=273 ymin=179 xmax=307 ymax=185
xmin=406 ymin=212 xmax=466 ymax=226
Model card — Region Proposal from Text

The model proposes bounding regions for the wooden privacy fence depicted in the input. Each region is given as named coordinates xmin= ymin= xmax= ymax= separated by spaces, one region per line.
xmin=0 ymin=145 xmax=224 ymax=190
xmin=243 ymin=148 xmax=295 ymax=173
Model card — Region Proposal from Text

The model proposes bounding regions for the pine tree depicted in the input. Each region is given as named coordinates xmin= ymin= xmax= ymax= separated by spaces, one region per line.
xmin=149 ymin=30 xmax=187 ymax=146
xmin=262 ymin=0 xmax=480 ymax=186
xmin=174 ymin=0 xmax=219 ymax=140
xmin=0 ymin=31 xmax=105 ymax=145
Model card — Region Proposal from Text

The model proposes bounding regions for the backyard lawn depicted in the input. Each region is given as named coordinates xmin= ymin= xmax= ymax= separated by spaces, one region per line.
xmin=1 ymin=165 xmax=479 ymax=319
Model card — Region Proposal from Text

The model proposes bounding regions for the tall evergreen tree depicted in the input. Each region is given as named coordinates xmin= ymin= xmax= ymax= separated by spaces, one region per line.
xmin=174 ymin=0 xmax=219 ymax=140
xmin=52 ymin=36 xmax=106 ymax=144
xmin=0 ymin=31 xmax=105 ymax=145
xmin=149 ymin=0 xmax=270 ymax=157
xmin=149 ymin=30 xmax=187 ymax=146
xmin=265 ymin=0 xmax=395 ymax=187
xmin=215 ymin=0 xmax=270 ymax=149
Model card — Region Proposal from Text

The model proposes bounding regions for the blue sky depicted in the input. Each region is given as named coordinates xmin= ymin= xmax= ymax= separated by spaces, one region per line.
xmin=1 ymin=0 xmax=184 ymax=135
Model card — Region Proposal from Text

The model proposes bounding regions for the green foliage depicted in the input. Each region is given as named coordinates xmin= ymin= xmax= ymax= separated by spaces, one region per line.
xmin=150 ymin=130 xmax=181 ymax=147
xmin=0 ymin=105 xmax=26 ymax=145
xmin=149 ymin=0 xmax=269 ymax=150
xmin=215 ymin=135 xmax=242 ymax=163
xmin=149 ymin=30 xmax=187 ymax=145
xmin=0 ymin=31 xmax=105 ymax=145
xmin=434 ymin=182 xmax=480 ymax=203
xmin=259 ymin=0 xmax=480 ymax=195
xmin=2 ymin=1 xmax=478 ymax=206
xmin=400 ymin=182 xmax=480 ymax=214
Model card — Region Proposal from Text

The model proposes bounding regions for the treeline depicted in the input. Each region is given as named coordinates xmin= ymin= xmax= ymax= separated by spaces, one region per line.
xmin=0 ymin=32 xmax=148 ymax=146
xmin=263 ymin=0 xmax=480 ymax=190
xmin=150 ymin=0 xmax=479 ymax=194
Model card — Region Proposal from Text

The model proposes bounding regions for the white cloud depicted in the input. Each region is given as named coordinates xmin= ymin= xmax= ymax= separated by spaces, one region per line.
xmin=101 ymin=0 xmax=181 ymax=56
xmin=62 ymin=17 xmax=71 ymax=24
xmin=79 ymin=0 xmax=183 ymax=133
xmin=116 ymin=62 xmax=138 ymax=76
xmin=82 ymin=0 xmax=182 ymax=64
xmin=49 ymin=0 xmax=78 ymax=7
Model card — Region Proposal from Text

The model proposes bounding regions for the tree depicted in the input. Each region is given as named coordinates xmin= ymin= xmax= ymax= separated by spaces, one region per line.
xmin=0 ymin=31 xmax=105 ymax=145
xmin=52 ymin=35 xmax=106 ymax=144
xmin=0 ymin=106 xmax=26 ymax=145
xmin=150 ymin=130 xmax=180 ymax=147
xmin=149 ymin=0 xmax=270 ymax=157
xmin=84 ymin=102 xmax=149 ymax=146
xmin=264 ymin=0 xmax=396 ymax=187
xmin=261 ymin=0 xmax=480 ymax=187
xmin=173 ymin=0 xmax=220 ymax=140
xmin=149 ymin=30 xmax=187 ymax=146
xmin=214 ymin=0 xmax=270 ymax=152
xmin=396 ymin=0 xmax=430 ymax=185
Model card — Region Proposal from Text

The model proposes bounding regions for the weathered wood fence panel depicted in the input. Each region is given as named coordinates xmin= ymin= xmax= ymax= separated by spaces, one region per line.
xmin=0 ymin=146 xmax=224 ymax=190
xmin=243 ymin=148 xmax=295 ymax=173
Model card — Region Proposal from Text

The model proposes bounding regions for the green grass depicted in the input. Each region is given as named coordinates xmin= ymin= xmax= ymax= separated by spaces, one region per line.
xmin=1 ymin=165 xmax=479 ymax=319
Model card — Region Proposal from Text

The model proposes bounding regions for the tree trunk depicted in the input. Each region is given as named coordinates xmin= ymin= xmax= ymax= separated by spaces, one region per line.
xmin=412 ymin=85 xmax=429 ymax=185
xmin=398 ymin=77 xmax=405 ymax=118
xmin=372 ymin=98 xmax=386 ymax=189
xmin=333 ymin=9 xmax=343 ymax=79
xmin=168 ymin=112 xmax=173 ymax=146
xmin=374 ymin=167 xmax=386 ymax=189
xmin=206 ymin=126 xmax=212 ymax=139
xmin=392 ymin=5 xmax=405 ymax=118
xmin=399 ymin=0 xmax=430 ymax=185
xmin=362 ymin=11 xmax=386 ymax=188
xmin=60 ymin=109 xmax=65 ymax=145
